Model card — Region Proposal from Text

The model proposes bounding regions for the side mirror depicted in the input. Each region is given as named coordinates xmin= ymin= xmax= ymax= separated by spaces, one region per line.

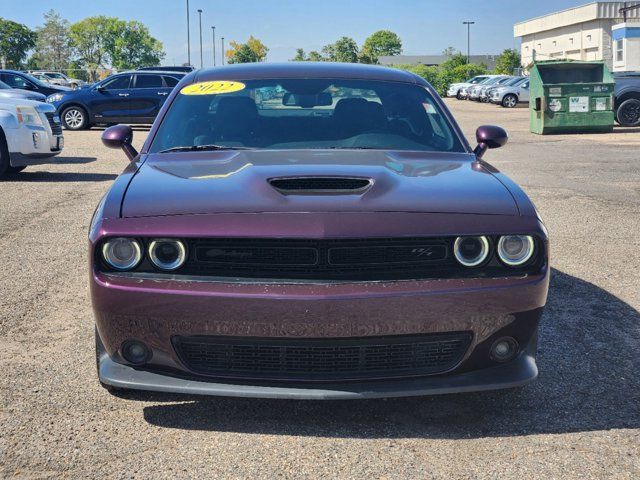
xmin=95 ymin=85 xmax=105 ymax=92
xmin=473 ymin=125 xmax=508 ymax=159
xmin=102 ymin=124 xmax=138 ymax=162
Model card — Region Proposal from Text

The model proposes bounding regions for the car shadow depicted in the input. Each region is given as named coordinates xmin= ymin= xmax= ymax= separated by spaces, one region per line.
xmin=2 ymin=168 xmax=116 ymax=183
xmin=136 ymin=268 xmax=640 ymax=438
xmin=51 ymin=156 xmax=98 ymax=165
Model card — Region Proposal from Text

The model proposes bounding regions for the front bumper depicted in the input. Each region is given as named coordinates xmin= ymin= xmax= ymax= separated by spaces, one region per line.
xmin=97 ymin=331 xmax=538 ymax=399
xmin=7 ymin=111 xmax=63 ymax=167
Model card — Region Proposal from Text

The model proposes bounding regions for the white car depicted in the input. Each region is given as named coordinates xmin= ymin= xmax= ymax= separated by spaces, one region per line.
xmin=490 ymin=77 xmax=530 ymax=108
xmin=0 ymin=97 xmax=64 ymax=176
xmin=447 ymin=75 xmax=501 ymax=99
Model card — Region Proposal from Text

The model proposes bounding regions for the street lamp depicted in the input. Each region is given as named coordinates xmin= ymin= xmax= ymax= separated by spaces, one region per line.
xmin=463 ymin=21 xmax=475 ymax=63
xmin=212 ymin=26 xmax=216 ymax=66
xmin=186 ymin=0 xmax=191 ymax=66
xmin=221 ymin=37 xmax=225 ymax=65
xmin=197 ymin=9 xmax=203 ymax=69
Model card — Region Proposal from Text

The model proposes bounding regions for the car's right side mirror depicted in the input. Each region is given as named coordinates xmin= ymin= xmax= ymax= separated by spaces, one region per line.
xmin=473 ymin=125 xmax=508 ymax=159
xmin=102 ymin=124 xmax=138 ymax=162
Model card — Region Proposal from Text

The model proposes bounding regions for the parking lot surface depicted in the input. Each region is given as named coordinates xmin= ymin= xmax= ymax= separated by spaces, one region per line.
xmin=1 ymin=100 xmax=639 ymax=479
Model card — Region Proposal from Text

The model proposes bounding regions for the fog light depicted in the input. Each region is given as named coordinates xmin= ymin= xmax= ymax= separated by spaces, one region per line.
xmin=121 ymin=340 xmax=151 ymax=365
xmin=490 ymin=337 xmax=519 ymax=362
xmin=32 ymin=132 xmax=40 ymax=148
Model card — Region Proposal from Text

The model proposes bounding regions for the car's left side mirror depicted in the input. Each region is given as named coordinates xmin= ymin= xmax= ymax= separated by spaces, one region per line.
xmin=473 ymin=125 xmax=508 ymax=159
xmin=102 ymin=124 xmax=138 ymax=162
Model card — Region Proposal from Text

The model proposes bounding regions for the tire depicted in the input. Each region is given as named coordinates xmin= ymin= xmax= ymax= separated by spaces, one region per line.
xmin=616 ymin=98 xmax=640 ymax=127
xmin=6 ymin=166 xmax=26 ymax=173
xmin=61 ymin=105 xmax=89 ymax=130
xmin=0 ymin=128 xmax=10 ymax=177
xmin=502 ymin=94 xmax=518 ymax=108
xmin=456 ymin=91 xmax=463 ymax=100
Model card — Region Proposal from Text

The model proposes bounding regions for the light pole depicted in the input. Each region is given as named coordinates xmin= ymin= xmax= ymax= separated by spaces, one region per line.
xmin=212 ymin=26 xmax=216 ymax=66
xmin=186 ymin=0 xmax=191 ymax=65
xmin=221 ymin=37 xmax=225 ymax=65
xmin=463 ymin=21 xmax=475 ymax=64
xmin=197 ymin=9 xmax=203 ymax=69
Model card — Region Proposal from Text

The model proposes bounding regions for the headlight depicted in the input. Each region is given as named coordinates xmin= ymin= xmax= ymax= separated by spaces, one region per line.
xmin=102 ymin=238 xmax=142 ymax=271
xmin=497 ymin=235 xmax=535 ymax=266
xmin=453 ymin=236 xmax=490 ymax=267
xmin=46 ymin=93 xmax=64 ymax=103
xmin=148 ymin=239 xmax=187 ymax=271
xmin=15 ymin=106 xmax=43 ymax=126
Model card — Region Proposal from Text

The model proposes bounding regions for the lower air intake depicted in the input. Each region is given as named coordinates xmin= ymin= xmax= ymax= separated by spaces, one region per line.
xmin=173 ymin=333 xmax=472 ymax=381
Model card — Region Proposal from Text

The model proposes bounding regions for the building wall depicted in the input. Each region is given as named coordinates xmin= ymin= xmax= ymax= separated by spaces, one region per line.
xmin=520 ymin=19 xmax=616 ymax=66
xmin=612 ymin=21 xmax=640 ymax=71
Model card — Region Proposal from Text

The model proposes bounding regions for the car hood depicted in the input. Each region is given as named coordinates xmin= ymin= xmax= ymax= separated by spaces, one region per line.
xmin=121 ymin=150 xmax=518 ymax=218
xmin=0 ymin=89 xmax=46 ymax=101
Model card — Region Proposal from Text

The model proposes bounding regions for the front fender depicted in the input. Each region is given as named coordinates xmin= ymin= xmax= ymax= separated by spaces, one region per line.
xmin=0 ymin=110 xmax=19 ymax=129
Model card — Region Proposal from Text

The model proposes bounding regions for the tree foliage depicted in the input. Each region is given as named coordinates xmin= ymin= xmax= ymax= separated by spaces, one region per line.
xmin=360 ymin=30 xmax=402 ymax=64
xmin=323 ymin=36 xmax=359 ymax=63
xmin=33 ymin=10 xmax=71 ymax=70
xmin=227 ymin=36 xmax=268 ymax=63
xmin=0 ymin=18 xmax=36 ymax=68
xmin=68 ymin=16 xmax=164 ymax=79
xmin=393 ymin=60 xmax=487 ymax=96
xmin=494 ymin=48 xmax=521 ymax=75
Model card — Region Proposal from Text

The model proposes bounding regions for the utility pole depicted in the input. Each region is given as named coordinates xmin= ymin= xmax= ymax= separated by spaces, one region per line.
xmin=463 ymin=21 xmax=475 ymax=63
xmin=221 ymin=37 xmax=225 ymax=65
xmin=197 ymin=9 xmax=203 ymax=69
xmin=186 ymin=0 xmax=191 ymax=66
xmin=212 ymin=26 xmax=216 ymax=66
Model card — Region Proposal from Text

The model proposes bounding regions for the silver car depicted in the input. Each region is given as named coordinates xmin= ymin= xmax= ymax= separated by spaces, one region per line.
xmin=478 ymin=76 xmax=517 ymax=102
xmin=490 ymin=77 xmax=530 ymax=108
xmin=467 ymin=76 xmax=510 ymax=101
xmin=447 ymin=75 xmax=495 ymax=99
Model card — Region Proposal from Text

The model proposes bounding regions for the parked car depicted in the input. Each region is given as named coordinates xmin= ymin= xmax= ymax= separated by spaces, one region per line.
xmin=482 ymin=76 xmax=524 ymax=103
xmin=0 ymin=80 xmax=46 ymax=102
xmin=93 ymin=62 xmax=549 ymax=399
xmin=47 ymin=70 xmax=186 ymax=130
xmin=0 ymin=96 xmax=64 ymax=177
xmin=468 ymin=76 xmax=511 ymax=101
xmin=490 ymin=77 xmax=530 ymax=108
xmin=0 ymin=70 xmax=71 ymax=97
xmin=613 ymin=72 xmax=640 ymax=127
xmin=30 ymin=71 xmax=87 ymax=90
xmin=447 ymin=75 xmax=495 ymax=99
xmin=477 ymin=76 xmax=517 ymax=102
xmin=138 ymin=66 xmax=196 ymax=73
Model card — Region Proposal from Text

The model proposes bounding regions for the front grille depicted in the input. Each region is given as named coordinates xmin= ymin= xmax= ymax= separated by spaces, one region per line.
xmin=173 ymin=333 xmax=472 ymax=381
xmin=269 ymin=177 xmax=372 ymax=194
xmin=44 ymin=112 xmax=62 ymax=135
xmin=189 ymin=237 xmax=452 ymax=281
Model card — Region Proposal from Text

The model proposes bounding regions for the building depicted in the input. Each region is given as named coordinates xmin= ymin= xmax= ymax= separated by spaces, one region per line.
xmin=514 ymin=1 xmax=640 ymax=71
xmin=613 ymin=22 xmax=640 ymax=70
xmin=378 ymin=55 xmax=498 ymax=70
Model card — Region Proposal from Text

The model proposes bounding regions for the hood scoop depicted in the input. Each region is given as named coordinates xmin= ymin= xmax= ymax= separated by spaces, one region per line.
xmin=268 ymin=176 xmax=373 ymax=195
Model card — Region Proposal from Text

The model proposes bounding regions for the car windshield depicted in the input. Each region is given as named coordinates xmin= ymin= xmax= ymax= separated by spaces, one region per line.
xmin=46 ymin=73 xmax=66 ymax=79
xmin=21 ymin=73 xmax=49 ymax=88
xmin=503 ymin=77 xmax=524 ymax=86
xmin=468 ymin=76 xmax=487 ymax=84
xmin=150 ymin=78 xmax=464 ymax=153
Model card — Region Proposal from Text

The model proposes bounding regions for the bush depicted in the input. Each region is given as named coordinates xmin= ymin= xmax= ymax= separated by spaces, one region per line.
xmin=391 ymin=62 xmax=487 ymax=96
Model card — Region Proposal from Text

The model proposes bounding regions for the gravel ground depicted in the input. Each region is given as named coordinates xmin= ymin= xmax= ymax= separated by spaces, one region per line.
xmin=1 ymin=99 xmax=639 ymax=479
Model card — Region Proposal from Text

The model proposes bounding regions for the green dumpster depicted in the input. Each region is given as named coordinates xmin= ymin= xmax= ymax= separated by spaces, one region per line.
xmin=529 ymin=60 xmax=615 ymax=134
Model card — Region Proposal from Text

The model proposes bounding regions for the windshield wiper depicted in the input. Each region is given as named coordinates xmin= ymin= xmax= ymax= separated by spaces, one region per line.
xmin=158 ymin=144 xmax=253 ymax=153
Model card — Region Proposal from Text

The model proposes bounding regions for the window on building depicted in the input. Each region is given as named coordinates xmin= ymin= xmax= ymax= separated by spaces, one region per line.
xmin=616 ymin=39 xmax=624 ymax=62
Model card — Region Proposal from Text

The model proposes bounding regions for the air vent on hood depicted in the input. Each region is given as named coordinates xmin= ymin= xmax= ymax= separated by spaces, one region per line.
xmin=268 ymin=177 xmax=372 ymax=195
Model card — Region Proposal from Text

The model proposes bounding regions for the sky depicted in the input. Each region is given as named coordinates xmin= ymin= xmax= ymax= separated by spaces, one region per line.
xmin=4 ymin=0 xmax=590 ymax=66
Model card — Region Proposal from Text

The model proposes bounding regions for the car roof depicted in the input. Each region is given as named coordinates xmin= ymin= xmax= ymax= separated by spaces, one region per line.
xmin=117 ymin=70 xmax=186 ymax=76
xmin=191 ymin=62 xmax=423 ymax=84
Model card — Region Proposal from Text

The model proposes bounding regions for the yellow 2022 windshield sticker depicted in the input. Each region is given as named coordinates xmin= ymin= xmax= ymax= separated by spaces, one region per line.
xmin=180 ymin=81 xmax=245 ymax=95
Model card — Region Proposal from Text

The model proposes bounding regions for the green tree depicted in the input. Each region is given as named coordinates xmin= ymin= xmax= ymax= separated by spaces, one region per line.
xmin=494 ymin=48 xmax=521 ymax=74
xmin=324 ymin=36 xmax=359 ymax=63
xmin=442 ymin=46 xmax=459 ymax=58
xmin=110 ymin=21 xmax=164 ymax=69
xmin=226 ymin=36 xmax=268 ymax=63
xmin=292 ymin=48 xmax=307 ymax=61
xmin=392 ymin=64 xmax=438 ymax=85
xmin=307 ymin=51 xmax=323 ymax=62
xmin=69 ymin=16 xmax=113 ymax=80
xmin=227 ymin=43 xmax=260 ymax=64
xmin=0 ymin=18 xmax=36 ymax=68
xmin=360 ymin=30 xmax=402 ymax=64
xmin=34 ymin=10 xmax=71 ymax=70
xmin=440 ymin=52 xmax=468 ymax=70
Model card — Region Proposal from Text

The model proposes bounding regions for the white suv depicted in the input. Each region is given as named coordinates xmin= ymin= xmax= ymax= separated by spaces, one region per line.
xmin=0 ymin=97 xmax=64 ymax=176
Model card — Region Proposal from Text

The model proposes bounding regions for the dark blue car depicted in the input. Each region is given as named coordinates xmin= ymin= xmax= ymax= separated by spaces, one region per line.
xmin=46 ymin=70 xmax=185 ymax=130
xmin=0 ymin=70 xmax=71 ymax=97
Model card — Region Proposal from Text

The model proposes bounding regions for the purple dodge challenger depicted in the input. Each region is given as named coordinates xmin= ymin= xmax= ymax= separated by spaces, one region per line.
xmin=92 ymin=63 xmax=549 ymax=399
